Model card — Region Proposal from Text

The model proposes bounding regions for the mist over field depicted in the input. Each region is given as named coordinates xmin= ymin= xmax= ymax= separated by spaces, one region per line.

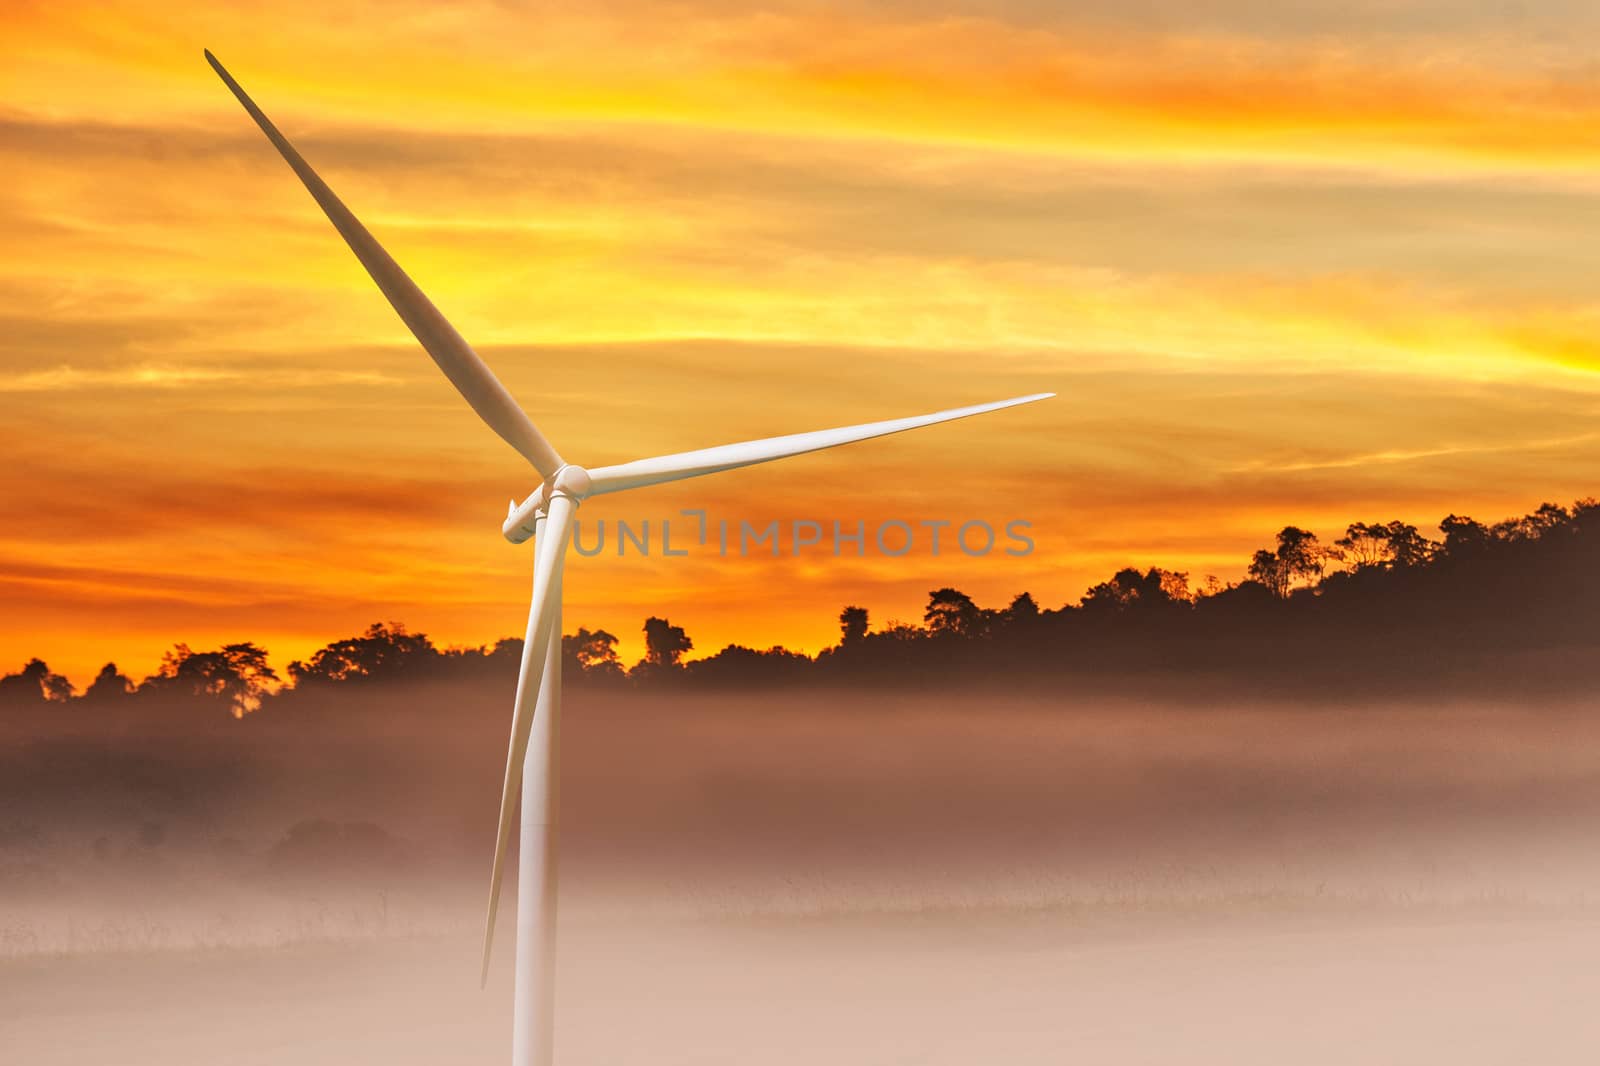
xmin=6 ymin=682 xmax=1600 ymax=1064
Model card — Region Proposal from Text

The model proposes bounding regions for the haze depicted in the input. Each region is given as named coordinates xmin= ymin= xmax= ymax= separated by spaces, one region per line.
xmin=6 ymin=682 xmax=1600 ymax=1063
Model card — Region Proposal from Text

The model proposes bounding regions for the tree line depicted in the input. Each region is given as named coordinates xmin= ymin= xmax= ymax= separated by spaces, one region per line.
xmin=5 ymin=497 xmax=1599 ymax=715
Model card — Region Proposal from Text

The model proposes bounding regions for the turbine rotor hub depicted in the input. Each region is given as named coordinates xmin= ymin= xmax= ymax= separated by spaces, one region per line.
xmin=502 ymin=465 xmax=590 ymax=543
xmin=550 ymin=464 xmax=592 ymax=501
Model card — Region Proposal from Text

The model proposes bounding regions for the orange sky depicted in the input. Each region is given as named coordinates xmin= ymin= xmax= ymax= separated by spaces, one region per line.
xmin=6 ymin=0 xmax=1600 ymax=683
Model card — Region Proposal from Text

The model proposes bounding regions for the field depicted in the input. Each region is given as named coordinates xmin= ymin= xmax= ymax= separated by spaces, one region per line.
xmin=5 ymin=685 xmax=1600 ymax=1063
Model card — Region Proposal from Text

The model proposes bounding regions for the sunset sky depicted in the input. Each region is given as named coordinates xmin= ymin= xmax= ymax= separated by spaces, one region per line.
xmin=7 ymin=0 xmax=1600 ymax=683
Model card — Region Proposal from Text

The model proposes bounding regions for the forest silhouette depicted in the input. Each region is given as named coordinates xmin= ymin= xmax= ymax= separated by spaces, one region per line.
xmin=5 ymin=497 xmax=1600 ymax=718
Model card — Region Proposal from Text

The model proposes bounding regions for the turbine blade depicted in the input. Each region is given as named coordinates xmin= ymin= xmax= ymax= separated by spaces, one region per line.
xmin=204 ymin=50 xmax=565 ymax=478
xmin=586 ymin=393 xmax=1054 ymax=496
xmin=481 ymin=495 xmax=576 ymax=986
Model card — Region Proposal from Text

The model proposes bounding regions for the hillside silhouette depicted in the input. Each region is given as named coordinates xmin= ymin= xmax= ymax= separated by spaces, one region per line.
xmin=5 ymin=497 xmax=1599 ymax=719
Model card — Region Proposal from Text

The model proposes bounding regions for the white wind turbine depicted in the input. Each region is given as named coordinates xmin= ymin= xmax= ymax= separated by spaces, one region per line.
xmin=207 ymin=50 xmax=1052 ymax=1066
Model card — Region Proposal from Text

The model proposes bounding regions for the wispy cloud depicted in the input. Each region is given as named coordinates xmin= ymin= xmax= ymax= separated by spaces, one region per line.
xmin=0 ymin=362 xmax=400 ymax=392
xmin=1226 ymin=432 xmax=1600 ymax=475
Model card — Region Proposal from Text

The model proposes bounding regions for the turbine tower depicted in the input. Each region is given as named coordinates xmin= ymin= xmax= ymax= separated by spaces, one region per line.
xmin=207 ymin=50 xmax=1052 ymax=1066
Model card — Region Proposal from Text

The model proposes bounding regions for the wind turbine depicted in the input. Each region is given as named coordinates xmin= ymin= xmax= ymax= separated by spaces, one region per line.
xmin=206 ymin=50 xmax=1052 ymax=1066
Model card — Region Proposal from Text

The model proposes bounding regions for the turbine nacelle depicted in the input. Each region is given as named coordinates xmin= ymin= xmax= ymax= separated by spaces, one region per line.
xmin=504 ymin=464 xmax=593 ymax=543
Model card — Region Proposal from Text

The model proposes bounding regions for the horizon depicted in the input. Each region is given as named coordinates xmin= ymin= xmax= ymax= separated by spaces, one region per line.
xmin=7 ymin=492 xmax=1593 ymax=691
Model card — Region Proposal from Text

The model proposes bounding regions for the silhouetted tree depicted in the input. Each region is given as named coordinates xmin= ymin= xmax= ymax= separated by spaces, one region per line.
xmin=563 ymin=627 xmax=623 ymax=680
xmin=1083 ymin=568 xmax=1140 ymax=609
xmin=83 ymin=663 xmax=134 ymax=702
xmin=1385 ymin=522 xmax=1433 ymax=568
xmin=1081 ymin=568 xmax=1189 ymax=610
xmin=1005 ymin=592 xmax=1040 ymax=624
xmin=838 ymin=606 xmax=870 ymax=646
xmin=146 ymin=642 xmax=277 ymax=716
xmin=925 ymin=588 xmax=982 ymax=636
xmin=1159 ymin=570 xmax=1192 ymax=602
xmin=288 ymin=623 xmax=439 ymax=686
xmin=1335 ymin=522 xmax=1389 ymax=570
xmin=1245 ymin=549 xmax=1282 ymax=597
xmin=0 ymin=659 xmax=74 ymax=708
xmin=1335 ymin=521 xmax=1433 ymax=571
xmin=1248 ymin=527 xmax=1329 ymax=598
xmin=1439 ymin=514 xmax=1489 ymax=558
xmin=640 ymin=617 xmax=693 ymax=669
